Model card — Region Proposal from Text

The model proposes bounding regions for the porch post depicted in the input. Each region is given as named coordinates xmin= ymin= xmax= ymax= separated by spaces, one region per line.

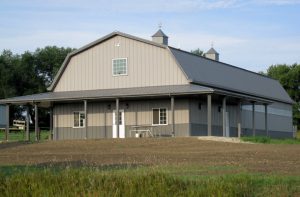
xmin=252 ymin=102 xmax=256 ymax=136
xmin=222 ymin=97 xmax=227 ymax=137
xmin=207 ymin=94 xmax=212 ymax=136
xmin=54 ymin=112 xmax=58 ymax=140
xmin=84 ymin=100 xmax=87 ymax=139
xmin=26 ymin=105 xmax=30 ymax=141
xmin=104 ymin=109 xmax=107 ymax=138
xmin=237 ymin=101 xmax=242 ymax=138
xmin=34 ymin=103 xmax=39 ymax=141
xmin=171 ymin=96 xmax=175 ymax=137
xmin=5 ymin=104 xmax=9 ymax=141
xmin=49 ymin=105 xmax=53 ymax=140
xmin=116 ymin=98 xmax=119 ymax=138
xmin=264 ymin=104 xmax=268 ymax=137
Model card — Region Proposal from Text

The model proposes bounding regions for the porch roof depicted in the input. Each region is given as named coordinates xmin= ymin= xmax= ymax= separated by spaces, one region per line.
xmin=0 ymin=85 xmax=214 ymax=104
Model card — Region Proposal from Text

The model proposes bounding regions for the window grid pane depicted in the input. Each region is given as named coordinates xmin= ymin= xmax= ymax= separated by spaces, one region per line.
xmin=74 ymin=112 xmax=85 ymax=128
xmin=113 ymin=58 xmax=127 ymax=75
xmin=159 ymin=109 xmax=167 ymax=124
xmin=80 ymin=113 xmax=85 ymax=127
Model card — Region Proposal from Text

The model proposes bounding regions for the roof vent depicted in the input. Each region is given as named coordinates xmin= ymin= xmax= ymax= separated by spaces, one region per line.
xmin=152 ymin=28 xmax=168 ymax=45
xmin=205 ymin=47 xmax=219 ymax=61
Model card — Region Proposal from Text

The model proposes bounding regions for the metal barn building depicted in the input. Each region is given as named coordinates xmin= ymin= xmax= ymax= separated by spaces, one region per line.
xmin=0 ymin=29 xmax=294 ymax=140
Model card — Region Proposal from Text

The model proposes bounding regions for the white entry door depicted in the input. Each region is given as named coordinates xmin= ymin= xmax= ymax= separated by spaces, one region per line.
xmin=225 ymin=112 xmax=230 ymax=137
xmin=113 ymin=110 xmax=125 ymax=138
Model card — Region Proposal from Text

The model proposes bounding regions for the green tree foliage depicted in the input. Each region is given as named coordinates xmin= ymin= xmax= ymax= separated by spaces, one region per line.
xmin=0 ymin=46 xmax=75 ymax=125
xmin=191 ymin=48 xmax=205 ymax=56
xmin=34 ymin=46 xmax=74 ymax=86
xmin=266 ymin=64 xmax=300 ymax=127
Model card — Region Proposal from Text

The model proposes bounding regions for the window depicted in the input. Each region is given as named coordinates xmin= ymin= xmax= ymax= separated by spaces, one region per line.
xmin=112 ymin=58 xmax=127 ymax=76
xmin=114 ymin=111 xmax=122 ymax=125
xmin=74 ymin=111 xmax=85 ymax=128
xmin=152 ymin=108 xmax=167 ymax=125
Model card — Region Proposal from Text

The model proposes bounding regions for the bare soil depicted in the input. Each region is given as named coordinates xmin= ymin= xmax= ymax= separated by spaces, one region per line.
xmin=0 ymin=138 xmax=299 ymax=175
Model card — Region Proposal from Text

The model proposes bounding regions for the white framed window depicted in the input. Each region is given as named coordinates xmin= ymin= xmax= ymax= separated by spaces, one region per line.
xmin=152 ymin=108 xmax=168 ymax=125
xmin=112 ymin=58 xmax=127 ymax=76
xmin=73 ymin=111 xmax=85 ymax=128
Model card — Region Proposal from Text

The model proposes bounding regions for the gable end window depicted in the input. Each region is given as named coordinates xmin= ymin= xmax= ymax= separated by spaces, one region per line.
xmin=112 ymin=58 xmax=127 ymax=76
xmin=152 ymin=108 xmax=167 ymax=125
xmin=74 ymin=111 xmax=85 ymax=128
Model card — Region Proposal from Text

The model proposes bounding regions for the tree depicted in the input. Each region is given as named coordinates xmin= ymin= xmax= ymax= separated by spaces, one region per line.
xmin=191 ymin=48 xmax=205 ymax=56
xmin=34 ymin=46 xmax=75 ymax=86
xmin=266 ymin=64 xmax=300 ymax=128
xmin=0 ymin=46 xmax=75 ymax=126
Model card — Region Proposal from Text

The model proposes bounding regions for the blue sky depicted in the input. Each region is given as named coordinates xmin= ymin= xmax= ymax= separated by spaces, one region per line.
xmin=0 ymin=0 xmax=299 ymax=72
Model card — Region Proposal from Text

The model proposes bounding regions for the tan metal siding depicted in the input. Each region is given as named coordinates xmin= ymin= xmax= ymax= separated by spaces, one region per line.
xmin=54 ymin=36 xmax=188 ymax=92
xmin=53 ymin=98 xmax=189 ymax=133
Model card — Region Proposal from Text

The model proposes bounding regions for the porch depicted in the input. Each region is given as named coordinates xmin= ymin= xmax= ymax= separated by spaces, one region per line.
xmin=0 ymin=84 xmax=272 ymax=141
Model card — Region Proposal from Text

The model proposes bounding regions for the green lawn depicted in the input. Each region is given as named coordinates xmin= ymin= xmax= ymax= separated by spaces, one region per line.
xmin=0 ymin=165 xmax=299 ymax=197
xmin=0 ymin=130 xmax=50 ymax=142
xmin=241 ymin=135 xmax=300 ymax=144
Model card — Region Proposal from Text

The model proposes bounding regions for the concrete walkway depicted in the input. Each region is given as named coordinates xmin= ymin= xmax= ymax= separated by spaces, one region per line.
xmin=198 ymin=136 xmax=253 ymax=144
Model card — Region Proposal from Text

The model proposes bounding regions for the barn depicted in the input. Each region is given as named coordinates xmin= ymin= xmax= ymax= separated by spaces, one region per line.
xmin=0 ymin=29 xmax=294 ymax=140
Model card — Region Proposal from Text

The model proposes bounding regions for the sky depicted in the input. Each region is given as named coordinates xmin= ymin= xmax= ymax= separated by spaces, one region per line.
xmin=0 ymin=0 xmax=300 ymax=72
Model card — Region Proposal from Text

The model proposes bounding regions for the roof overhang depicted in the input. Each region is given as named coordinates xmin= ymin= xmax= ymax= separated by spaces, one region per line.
xmin=0 ymin=85 xmax=213 ymax=105
xmin=189 ymin=80 xmax=294 ymax=105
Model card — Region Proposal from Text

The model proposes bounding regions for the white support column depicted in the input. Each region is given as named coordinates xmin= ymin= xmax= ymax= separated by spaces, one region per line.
xmin=34 ymin=103 xmax=39 ymax=141
xmin=237 ymin=101 xmax=242 ymax=138
xmin=116 ymin=98 xmax=119 ymax=138
xmin=26 ymin=105 xmax=30 ymax=141
xmin=84 ymin=100 xmax=87 ymax=139
xmin=222 ymin=97 xmax=227 ymax=137
xmin=207 ymin=94 xmax=212 ymax=136
xmin=264 ymin=104 xmax=268 ymax=137
xmin=252 ymin=102 xmax=256 ymax=136
xmin=171 ymin=96 xmax=175 ymax=137
xmin=5 ymin=104 xmax=9 ymax=141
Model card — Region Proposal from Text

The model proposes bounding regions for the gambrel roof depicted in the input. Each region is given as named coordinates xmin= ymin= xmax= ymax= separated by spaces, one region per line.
xmin=1 ymin=31 xmax=293 ymax=104
xmin=47 ymin=31 xmax=292 ymax=104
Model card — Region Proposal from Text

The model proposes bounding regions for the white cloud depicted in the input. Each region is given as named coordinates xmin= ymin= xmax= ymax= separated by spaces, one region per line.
xmin=254 ymin=0 xmax=300 ymax=5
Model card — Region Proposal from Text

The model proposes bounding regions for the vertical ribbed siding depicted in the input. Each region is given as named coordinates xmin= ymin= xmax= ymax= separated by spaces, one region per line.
xmin=241 ymin=102 xmax=293 ymax=133
xmin=54 ymin=35 xmax=188 ymax=92
xmin=53 ymin=98 xmax=190 ymax=140
xmin=0 ymin=105 xmax=6 ymax=126
xmin=189 ymin=98 xmax=239 ymax=136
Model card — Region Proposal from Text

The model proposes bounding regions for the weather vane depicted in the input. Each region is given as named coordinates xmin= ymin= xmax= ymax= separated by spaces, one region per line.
xmin=211 ymin=41 xmax=214 ymax=48
xmin=158 ymin=22 xmax=162 ymax=29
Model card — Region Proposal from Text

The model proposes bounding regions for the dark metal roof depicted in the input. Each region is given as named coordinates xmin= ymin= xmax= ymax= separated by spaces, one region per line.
xmin=206 ymin=47 xmax=219 ymax=54
xmin=152 ymin=29 xmax=168 ymax=37
xmin=169 ymin=47 xmax=293 ymax=104
xmin=0 ymin=85 xmax=213 ymax=104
